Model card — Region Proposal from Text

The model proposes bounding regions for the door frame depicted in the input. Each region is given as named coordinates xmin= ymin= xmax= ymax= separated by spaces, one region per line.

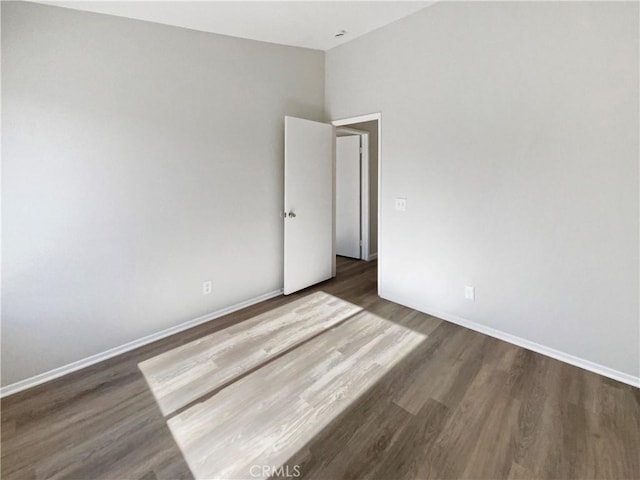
xmin=336 ymin=128 xmax=370 ymax=261
xmin=332 ymin=113 xmax=381 ymax=268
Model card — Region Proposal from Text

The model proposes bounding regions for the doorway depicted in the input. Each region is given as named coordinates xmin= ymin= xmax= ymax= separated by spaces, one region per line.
xmin=333 ymin=114 xmax=380 ymax=264
xmin=336 ymin=128 xmax=368 ymax=260
xmin=282 ymin=114 xmax=379 ymax=295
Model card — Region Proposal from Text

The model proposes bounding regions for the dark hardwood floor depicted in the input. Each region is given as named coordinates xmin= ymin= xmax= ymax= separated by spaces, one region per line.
xmin=1 ymin=257 xmax=638 ymax=479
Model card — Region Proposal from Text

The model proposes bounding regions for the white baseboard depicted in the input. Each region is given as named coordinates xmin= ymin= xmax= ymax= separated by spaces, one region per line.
xmin=367 ymin=253 xmax=378 ymax=261
xmin=5 ymin=287 xmax=636 ymax=397
xmin=0 ymin=288 xmax=284 ymax=398
xmin=380 ymin=292 xmax=640 ymax=388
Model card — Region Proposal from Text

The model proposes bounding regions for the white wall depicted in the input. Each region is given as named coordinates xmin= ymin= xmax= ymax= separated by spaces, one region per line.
xmin=326 ymin=1 xmax=640 ymax=380
xmin=1 ymin=2 xmax=325 ymax=386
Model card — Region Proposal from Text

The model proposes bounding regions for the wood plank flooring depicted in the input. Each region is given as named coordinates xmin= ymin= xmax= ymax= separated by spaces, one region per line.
xmin=1 ymin=257 xmax=639 ymax=480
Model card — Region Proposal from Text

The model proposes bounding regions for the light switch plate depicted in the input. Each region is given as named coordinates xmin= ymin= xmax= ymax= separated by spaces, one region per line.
xmin=465 ymin=286 xmax=475 ymax=301
xmin=395 ymin=197 xmax=407 ymax=211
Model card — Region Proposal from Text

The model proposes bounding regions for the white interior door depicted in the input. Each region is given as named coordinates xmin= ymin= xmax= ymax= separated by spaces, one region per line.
xmin=336 ymin=135 xmax=361 ymax=259
xmin=284 ymin=116 xmax=334 ymax=295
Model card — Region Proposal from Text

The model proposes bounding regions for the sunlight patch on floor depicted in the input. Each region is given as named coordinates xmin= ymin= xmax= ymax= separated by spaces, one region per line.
xmin=138 ymin=291 xmax=363 ymax=416
xmin=138 ymin=291 xmax=428 ymax=480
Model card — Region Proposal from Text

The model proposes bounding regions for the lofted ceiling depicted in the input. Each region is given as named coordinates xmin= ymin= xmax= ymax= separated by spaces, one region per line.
xmin=37 ymin=1 xmax=434 ymax=51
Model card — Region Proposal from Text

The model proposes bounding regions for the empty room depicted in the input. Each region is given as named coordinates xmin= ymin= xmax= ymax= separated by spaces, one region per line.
xmin=1 ymin=1 xmax=638 ymax=479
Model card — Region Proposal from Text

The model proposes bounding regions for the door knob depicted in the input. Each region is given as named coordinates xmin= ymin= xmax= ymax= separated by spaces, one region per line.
xmin=287 ymin=212 xmax=297 ymax=218
xmin=281 ymin=211 xmax=297 ymax=218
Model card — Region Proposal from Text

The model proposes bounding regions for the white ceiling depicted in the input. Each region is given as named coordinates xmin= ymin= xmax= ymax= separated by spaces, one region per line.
xmin=37 ymin=1 xmax=434 ymax=51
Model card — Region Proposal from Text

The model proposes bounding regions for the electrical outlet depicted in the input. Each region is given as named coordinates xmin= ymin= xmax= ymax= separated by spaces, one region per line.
xmin=203 ymin=281 xmax=212 ymax=295
xmin=465 ymin=286 xmax=475 ymax=301
xmin=395 ymin=197 xmax=407 ymax=211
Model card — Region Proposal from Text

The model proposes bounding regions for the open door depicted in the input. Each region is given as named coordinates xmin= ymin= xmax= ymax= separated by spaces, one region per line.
xmin=336 ymin=135 xmax=361 ymax=259
xmin=284 ymin=116 xmax=334 ymax=295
